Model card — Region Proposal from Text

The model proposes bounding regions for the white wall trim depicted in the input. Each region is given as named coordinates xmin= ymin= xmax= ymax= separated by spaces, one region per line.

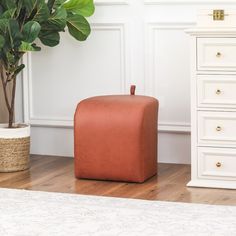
xmin=27 ymin=120 xmax=191 ymax=133
xmin=29 ymin=118 xmax=73 ymax=128
xmin=159 ymin=122 xmax=190 ymax=133
xmin=23 ymin=118 xmax=191 ymax=133
xmin=95 ymin=0 xmax=128 ymax=5
xmin=145 ymin=22 xmax=194 ymax=133
xmin=144 ymin=0 xmax=236 ymax=5
xmin=23 ymin=23 xmax=129 ymax=128
xmin=22 ymin=53 xmax=31 ymax=125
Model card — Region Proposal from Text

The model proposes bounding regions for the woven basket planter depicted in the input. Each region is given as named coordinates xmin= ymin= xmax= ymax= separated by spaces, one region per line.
xmin=0 ymin=124 xmax=30 ymax=172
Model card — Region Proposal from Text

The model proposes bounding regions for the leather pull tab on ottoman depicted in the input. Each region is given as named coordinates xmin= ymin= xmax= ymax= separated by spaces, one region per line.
xmin=74 ymin=87 xmax=159 ymax=183
xmin=130 ymin=85 xmax=136 ymax=95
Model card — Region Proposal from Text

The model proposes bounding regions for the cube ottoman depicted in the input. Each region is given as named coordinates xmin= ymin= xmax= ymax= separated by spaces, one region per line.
xmin=74 ymin=86 xmax=159 ymax=183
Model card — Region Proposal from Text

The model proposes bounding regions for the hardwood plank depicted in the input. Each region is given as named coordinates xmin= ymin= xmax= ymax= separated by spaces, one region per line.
xmin=0 ymin=155 xmax=235 ymax=206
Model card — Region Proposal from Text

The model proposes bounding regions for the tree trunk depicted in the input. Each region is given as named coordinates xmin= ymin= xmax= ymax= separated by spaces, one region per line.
xmin=0 ymin=82 xmax=10 ymax=123
xmin=0 ymin=64 xmax=16 ymax=128
xmin=8 ymin=78 xmax=17 ymax=128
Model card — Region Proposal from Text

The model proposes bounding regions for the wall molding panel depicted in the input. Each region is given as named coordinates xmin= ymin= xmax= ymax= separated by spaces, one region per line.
xmin=145 ymin=21 xmax=195 ymax=94
xmin=145 ymin=22 xmax=194 ymax=133
xmin=23 ymin=23 xmax=129 ymax=128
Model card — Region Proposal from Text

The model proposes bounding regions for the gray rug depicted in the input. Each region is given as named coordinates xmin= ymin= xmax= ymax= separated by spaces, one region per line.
xmin=0 ymin=188 xmax=235 ymax=236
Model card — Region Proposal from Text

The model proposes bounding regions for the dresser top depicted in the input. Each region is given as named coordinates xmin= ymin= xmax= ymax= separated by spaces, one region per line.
xmin=185 ymin=27 xmax=236 ymax=36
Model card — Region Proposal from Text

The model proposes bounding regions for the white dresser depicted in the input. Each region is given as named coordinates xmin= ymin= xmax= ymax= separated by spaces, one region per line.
xmin=186 ymin=27 xmax=236 ymax=189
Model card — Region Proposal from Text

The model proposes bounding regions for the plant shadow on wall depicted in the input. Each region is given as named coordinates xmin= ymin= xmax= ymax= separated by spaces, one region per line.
xmin=0 ymin=0 xmax=95 ymax=172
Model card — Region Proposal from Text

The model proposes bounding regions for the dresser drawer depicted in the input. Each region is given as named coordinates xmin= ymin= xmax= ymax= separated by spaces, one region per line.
xmin=198 ymin=75 xmax=236 ymax=108
xmin=198 ymin=111 xmax=236 ymax=146
xmin=197 ymin=38 xmax=236 ymax=71
xmin=198 ymin=147 xmax=236 ymax=181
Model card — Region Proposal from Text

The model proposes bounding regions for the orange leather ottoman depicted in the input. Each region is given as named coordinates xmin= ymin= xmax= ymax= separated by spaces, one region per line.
xmin=74 ymin=86 xmax=159 ymax=183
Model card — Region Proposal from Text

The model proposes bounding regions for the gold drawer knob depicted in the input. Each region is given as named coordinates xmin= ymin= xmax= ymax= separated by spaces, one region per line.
xmin=216 ymin=126 xmax=222 ymax=132
xmin=216 ymin=52 xmax=222 ymax=57
xmin=216 ymin=89 xmax=221 ymax=95
xmin=216 ymin=162 xmax=222 ymax=168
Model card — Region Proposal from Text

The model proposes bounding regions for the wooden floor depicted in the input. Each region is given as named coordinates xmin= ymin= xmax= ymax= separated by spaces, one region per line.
xmin=0 ymin=155 xmax=235 ymax=206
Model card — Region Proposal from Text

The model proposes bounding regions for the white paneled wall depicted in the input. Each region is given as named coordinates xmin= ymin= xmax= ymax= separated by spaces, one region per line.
xmin=17 ymin=0 xmax=236 ymax=164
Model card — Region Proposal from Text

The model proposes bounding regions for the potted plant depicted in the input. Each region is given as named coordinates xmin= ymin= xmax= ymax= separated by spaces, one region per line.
xmin=0 ymin=0 xmax=95 ymax=172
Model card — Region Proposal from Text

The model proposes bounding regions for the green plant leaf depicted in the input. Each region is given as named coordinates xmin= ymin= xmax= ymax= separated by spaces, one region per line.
xmin=63 ymin=0 xmax=94 ymax=17
xmin=21 ymin=0 xmax=38 ymax=16
xmin=73 ymin=0 xmax=94 ymax=17
xmin=47 ymin=0 xmax=67 ymax=12
xmin=6 ymin=51 xmax=15 ymax=64
xmin=1 ymin=8 xmax=17 ymax=19
xmin=0 ymin=19 xmax=9 ymax=34
xmin=39 ymin=31 xmax=60 ymax=46
xmin=33 ymin=1 xmax=50 ymax=22
xmin=19 ymin=41 xmax=41 ymax=52
xmin=0 ymin=0 xmax=16 ymax=10
xmin=13 ymin=64 xmax=25 ymax=76
xmin=47 ymin=0 xmax=55 ymax=11
xmin=67 ymin=14 xmax=91 ymax=41
xmin=21 ymin=0 xmax=49 ymax=21
xmin=0 ymin=35 xmax=5 ymax=49
xmin=22 ymin=21 xmax=41 ymax=43
xmin=43 ymin=7 xmax=67 ymax=31
xmin=8 ymin=19 xmax=23 ymax=48
xmin=63 ymin=0 xmax=78 ymax=10
xmin=0 ymin=5 xmax=3 ymax=15
xmin=15 ymin=1 xmax=23 ymax=18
